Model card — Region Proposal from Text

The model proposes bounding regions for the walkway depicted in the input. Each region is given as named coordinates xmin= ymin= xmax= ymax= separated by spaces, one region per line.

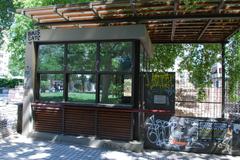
xmin=0 ymin=135 xmax=239 ymax=160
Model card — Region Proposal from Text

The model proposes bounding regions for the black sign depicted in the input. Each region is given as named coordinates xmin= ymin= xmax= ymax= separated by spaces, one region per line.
xmin=28 ymin=30 xmax=40 ymax=42
xmin=144 ymin=72 xmax=175 ymax=110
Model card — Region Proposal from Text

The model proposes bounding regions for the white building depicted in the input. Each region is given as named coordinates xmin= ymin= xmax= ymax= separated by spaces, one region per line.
xmin=211 ymin=62 xmax=222 ymax=88
xmin=0 ymin=51 xmax=9 ymax=77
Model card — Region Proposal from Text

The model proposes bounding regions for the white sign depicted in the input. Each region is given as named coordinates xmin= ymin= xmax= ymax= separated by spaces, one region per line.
xmin=154 ymin=95 xmax=167 ymax=104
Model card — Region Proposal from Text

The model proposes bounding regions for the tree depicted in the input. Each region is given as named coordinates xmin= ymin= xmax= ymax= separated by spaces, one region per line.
xmin=179 ymin=44 xmax=221 ymax=100
xmin=100 ymin=42 xmax=132 ymax=103
xmin=8 ymin=14 xmax=33 ymax=76
xmin=149 ymin=44 xmax=221 ymax=100
xmin=0 ymin=0 xmax=14 ymax=45
xmin=150 ymin=37 xmax=240 ymax=102
xmin=226 ymin=33 xmax=240 ymax=102
xmin=149 ymin=44 xmax=184 ymax=72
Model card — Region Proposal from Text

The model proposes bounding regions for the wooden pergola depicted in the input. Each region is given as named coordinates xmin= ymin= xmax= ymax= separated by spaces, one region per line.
xmin=18 ymin=0 xmax=240 ymax=138
xmin=17 ymin=0 xmax=240 ymax=43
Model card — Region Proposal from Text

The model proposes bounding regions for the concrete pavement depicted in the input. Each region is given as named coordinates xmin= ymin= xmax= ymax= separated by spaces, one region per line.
xmin=1 ymin=134 xmax=240 ymax=160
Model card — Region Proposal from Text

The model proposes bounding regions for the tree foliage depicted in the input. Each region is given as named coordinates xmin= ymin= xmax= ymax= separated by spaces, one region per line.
xmin=150 ymin=43 xmax=221 ymax=101
xmin=8 ymin=14 xmax=33 ymax=76
xmin=0 ymin=78 xmax=23 ymax=88
xmin=149 ymin=44 xmax=184 ymax=72
xmin=226 ymin=33 xmax=240 ymax=101
xmin=0 ymin=0 xmax=14 ymax=45
xmin=179 ymin=44 xmax=221 ymax=100
xmin=6 ymin=0 xmax=95 ymax=76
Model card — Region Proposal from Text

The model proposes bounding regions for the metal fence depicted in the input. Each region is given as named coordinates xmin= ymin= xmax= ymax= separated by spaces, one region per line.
xmin=175 ymin=71 xmax=240 ymax=119
xmin=175 ymin=72 xmax=223 ymax=118
xmin=224 ymin=84 xmax=240 ymax=119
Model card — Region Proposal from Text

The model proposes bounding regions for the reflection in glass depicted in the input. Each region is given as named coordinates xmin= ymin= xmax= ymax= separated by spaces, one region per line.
xmin=68 ymin=74 xmax=96 ymax=103
xmin=100 ymin=42 xmax=132 ymax=72
xmin=39 ymin=74 xmax=64 ymax=101
xmin=68 ymin=43 xmax=96 ymax=71
xmin=100 ymin=74 xmax=132 ymax=104
xmin=38 ymin=44 xmax=64 ymax=71
xmin=140 ymin=44 xmax=146 ymax=72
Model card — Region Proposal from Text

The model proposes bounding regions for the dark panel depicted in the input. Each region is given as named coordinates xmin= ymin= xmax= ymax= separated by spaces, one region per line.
xmin=34 ymin=106 xmax=62 ymax=133
xmin=97 ymin=111 xmax=133 ymax=141
xmin=64 ymin=106 xmax=95 ymax=135
xmin=32 ymin=104 xmax=134 ymax=141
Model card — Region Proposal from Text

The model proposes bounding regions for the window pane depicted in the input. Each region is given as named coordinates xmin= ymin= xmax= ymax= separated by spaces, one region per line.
xmin=68 ymin=74 xmax=96 ymax=103
xmin=100 ymin=42 xmax=132 ymax=72
xmin=68 ymin=43 xmax=96 ymax=71
xmin=38 ymin=44 xmax=64 ymax=71
xmin=100 ymin=74 xmax=132 ymax=104
xmin=39 ymin=74 xmax=64 ymax=101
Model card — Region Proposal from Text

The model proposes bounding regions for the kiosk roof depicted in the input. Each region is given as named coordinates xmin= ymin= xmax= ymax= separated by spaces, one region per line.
xmin=17 ymin=0 xmax=240 ymax=43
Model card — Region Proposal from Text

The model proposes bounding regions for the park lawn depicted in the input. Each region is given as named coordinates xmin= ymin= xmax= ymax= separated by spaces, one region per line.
xmin=40 ymin=92 xmax=122 ymax=103
xmin=69 ymin=92 xmax=96 ymax=102
xmin=40 ymin=92 xmax=96 ymax=103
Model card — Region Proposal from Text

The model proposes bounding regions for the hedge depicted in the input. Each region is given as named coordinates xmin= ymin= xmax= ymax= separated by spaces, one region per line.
xmin=0 ymin=78 xmax=23 ymax=88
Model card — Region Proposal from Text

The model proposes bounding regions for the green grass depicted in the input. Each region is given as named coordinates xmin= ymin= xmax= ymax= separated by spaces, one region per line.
xmin=40 ymin=92 xmax=63 ymax=102
xmin=40 ymin=92 xmax=129 ymax=104
xmin=40 ymin=92 xmax=96 ymax=103
xmin=68 ymin=92 xmax=95 ymax=102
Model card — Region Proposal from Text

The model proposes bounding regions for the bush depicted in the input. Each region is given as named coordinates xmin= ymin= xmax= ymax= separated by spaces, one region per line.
xmin=0 ymin=78 xmax=23 ymax=88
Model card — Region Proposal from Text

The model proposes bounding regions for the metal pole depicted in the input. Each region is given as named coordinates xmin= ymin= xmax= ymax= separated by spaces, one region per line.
xmin=221 ymin=43 xmax=226 ymax=118
xmin=133 ymin=40 xmax=140 ymax=141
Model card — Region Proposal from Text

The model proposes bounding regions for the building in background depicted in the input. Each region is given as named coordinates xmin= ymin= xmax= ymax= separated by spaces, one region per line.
xmin=175 ymin=63 xmax=223 ymax=118
xmin=0 ymin=51 xmax=10 ymax=78
xmin=211 ymin=62 xmax=222 ymax=88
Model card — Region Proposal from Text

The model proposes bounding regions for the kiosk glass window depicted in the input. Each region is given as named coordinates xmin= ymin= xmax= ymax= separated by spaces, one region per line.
xmin=99 ymin=74 xmax=132 ymax=104
xmin=39 ymin=74 xmax=64 ymax=101
xmin=36 ymin=41 xmax=135 ymax=105
xmin=100 ymin=42 xmax=132 ymax=72
xmin=68 ymin=74 xmax=96 ymax=103
xmin=68 ymin=43 xmax=96 ymax=71
xmin=38 ymin=44 xmax=64 ymax=71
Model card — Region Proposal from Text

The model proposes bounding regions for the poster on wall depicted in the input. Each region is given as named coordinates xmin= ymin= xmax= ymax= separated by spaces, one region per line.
xmin=232 ymin=123 xmax=240 ymax=150
xmin=198 ymin=121 xmax=213 ymax=141
xmin=144 ymin=72 xmax=175 ymax=110
xmin=213 ymin=122 xmax=228 ymax=141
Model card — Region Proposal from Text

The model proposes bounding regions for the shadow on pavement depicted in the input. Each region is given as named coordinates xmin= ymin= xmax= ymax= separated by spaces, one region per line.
xmin=0 ymin=135 xmax=240 ymax=160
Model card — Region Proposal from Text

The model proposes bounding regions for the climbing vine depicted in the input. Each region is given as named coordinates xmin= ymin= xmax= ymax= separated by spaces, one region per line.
xmin=226 ymin=33 xmax=240 ymax=102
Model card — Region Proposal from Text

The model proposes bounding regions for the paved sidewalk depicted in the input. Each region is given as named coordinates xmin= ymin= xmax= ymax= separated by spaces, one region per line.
xmin=0 ymin=135 xmax=240 ymax=160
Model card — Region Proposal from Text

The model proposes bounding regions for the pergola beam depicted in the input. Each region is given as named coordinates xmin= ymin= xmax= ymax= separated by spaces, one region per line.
xmin=171 ymin=0 xmax=179 ymax=41
xmin=89 ymin=3 xmax=102 ymax=19
xmin=197 ymin=20 xmax=212 ymax=40
xmin=53 ymin=6 xmax=69 ymax=21
xmin=36 ymin=13 xmax=240 ymax=26
xmin=151 ymin=40 xmax=227 ymax=44
xmin=224 ymin=24 xmax=240 ymax=40
xmin=130 ymin=0 xmax=137 ymax=16
xmin=217 ymin=0 xmax=225 ymax=13
xmin=197 ymin=0 xmax=225 ymax=40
